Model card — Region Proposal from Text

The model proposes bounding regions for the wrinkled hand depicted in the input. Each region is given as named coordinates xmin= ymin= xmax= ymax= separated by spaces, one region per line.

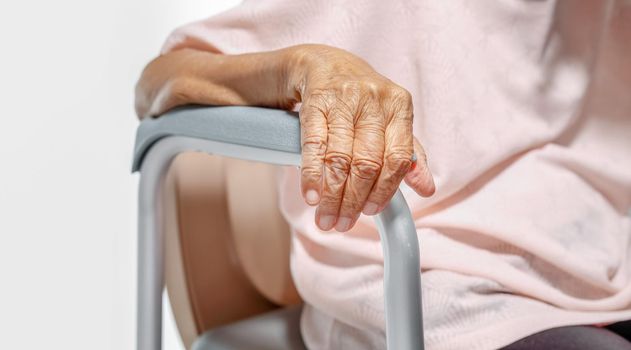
xmin=292 ymin=45 xmax=435 ymax=232
xmin=135 ymin=44 xmax=435 ymax=232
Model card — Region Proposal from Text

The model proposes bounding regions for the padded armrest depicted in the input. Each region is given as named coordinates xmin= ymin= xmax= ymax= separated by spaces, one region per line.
xmin=132 ymin=106 xmax=301 ymax=172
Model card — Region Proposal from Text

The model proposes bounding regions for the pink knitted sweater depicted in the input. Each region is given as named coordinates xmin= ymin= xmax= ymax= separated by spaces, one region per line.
xmin=162 ymin=1 xmax=631 ymax=348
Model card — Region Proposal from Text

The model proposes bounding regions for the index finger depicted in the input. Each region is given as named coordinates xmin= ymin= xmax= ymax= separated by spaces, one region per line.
xmin=299 ymin=99 xmax=329 ymax=206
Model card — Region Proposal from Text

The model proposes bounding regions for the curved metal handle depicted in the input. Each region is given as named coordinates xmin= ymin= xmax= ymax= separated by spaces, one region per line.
xmin=134 ymin=107 xmax=424 ymax=350
xmin=376 ymin=190 xmax=423 ymax=349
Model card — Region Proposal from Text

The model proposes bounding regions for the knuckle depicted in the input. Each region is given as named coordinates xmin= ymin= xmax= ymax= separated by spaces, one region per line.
xmin=340 ymin=81 xmax=361 ymax=94
xmin=362 ymin=81 xmax=381 ymax=96
xmin=388 ymin=142 xmax=414 ymax=158
xmin=351 ymin=158 xmax=382 ymax=180
xmin=387 ymin=87 xmax=414 ymax=115
xmin=386 ymin=155 xmax=412 ymax=176
xmin=301 ymin=134 xmax=327 ymax=154
xmin=301 ymin=165 xmax=322 ymax=181
xmin=325 ymin=152 xmax=352 ymax=173
xmin=389 ymin=86 xmax=412 ymax=103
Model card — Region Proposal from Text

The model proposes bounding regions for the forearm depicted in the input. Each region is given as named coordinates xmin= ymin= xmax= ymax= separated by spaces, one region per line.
xmin=135 ymin=47 xmax=303 ymax=118
xmin=134 ymin=43 xmax=435 ymax=231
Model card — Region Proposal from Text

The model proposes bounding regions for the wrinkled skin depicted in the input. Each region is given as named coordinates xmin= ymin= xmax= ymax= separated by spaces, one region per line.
xmin=135 ymin=44 xmax=435 ymax=232
xmin=294 ymin=46 xmax=435 ymax=231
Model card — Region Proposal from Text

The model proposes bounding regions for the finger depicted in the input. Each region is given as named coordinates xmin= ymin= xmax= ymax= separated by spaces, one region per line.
xmin=316 ymin=103 xmax=355 ymax=231
xmin=336 ymin=103 xmax=385 ymax=232
xmin=363 ymin=104 xmax=413 ymax=215
xmin=299 ymin=100 xmax=329 ymax=206
xmin=404 ymin=137 xmax=436 ymax=197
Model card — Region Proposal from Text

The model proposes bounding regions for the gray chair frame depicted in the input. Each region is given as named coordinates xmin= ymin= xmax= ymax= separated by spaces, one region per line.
xmin=132 ymin=106 xmax=424 ymax=350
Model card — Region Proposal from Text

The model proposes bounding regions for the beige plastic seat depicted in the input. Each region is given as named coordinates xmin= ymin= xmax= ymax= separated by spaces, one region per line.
xmin=192 ymin=305 xmax=305 ymax=350
xmin=162 ymin=152 xmax=301 ymax=349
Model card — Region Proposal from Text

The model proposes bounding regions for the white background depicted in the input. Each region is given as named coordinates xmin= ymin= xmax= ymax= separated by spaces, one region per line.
xmin=0 ymin=1 xmax=241 ymax=349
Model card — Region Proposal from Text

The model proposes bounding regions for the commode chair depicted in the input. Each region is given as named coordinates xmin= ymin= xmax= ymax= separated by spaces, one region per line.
xmin=132 ymin=106 xmax=425 ymax=349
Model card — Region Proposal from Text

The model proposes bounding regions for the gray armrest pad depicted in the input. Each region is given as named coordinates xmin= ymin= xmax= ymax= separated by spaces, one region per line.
xmin=132 ymin=106 xmax=300 ymax=172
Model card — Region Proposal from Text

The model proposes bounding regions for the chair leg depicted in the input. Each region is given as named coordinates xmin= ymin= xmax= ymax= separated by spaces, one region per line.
xmin=137 ymin=162 xmax=166 ymax=350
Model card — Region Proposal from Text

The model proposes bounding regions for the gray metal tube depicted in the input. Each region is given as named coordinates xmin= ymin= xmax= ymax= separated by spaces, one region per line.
xmin=137 ymin=137 xmax=301 ymax=350
xmin=137 ymin=152 xmax=166 ymax=350
xmin=136 ymin=136 xmax=424 ymax=350
xmin=376 ymin=190 xmax=424 ymax=350
xmin=137 ymin=140 xmax=186 ymax=350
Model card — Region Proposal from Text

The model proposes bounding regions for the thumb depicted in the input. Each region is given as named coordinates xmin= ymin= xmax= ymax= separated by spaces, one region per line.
xmin=404 ymin=137 xmax=435 ymax=197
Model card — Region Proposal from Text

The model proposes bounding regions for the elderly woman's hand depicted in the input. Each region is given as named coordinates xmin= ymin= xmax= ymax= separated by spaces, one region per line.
xmin=136 ymin=44 xmax=434 ymax=232
xmin=288 ymin=45 xmax=435 ymax=231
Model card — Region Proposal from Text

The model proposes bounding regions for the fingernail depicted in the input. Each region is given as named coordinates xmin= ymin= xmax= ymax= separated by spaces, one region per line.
xmin=363 ymin=202 xmax=379 ymax=216
xmin=305 ymin=190 xmax=319 ymax=205
xmin=335 ymin=217 xmax=352 ymax=232
xmin=318 ymin=215 xmax=336 ymax=231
